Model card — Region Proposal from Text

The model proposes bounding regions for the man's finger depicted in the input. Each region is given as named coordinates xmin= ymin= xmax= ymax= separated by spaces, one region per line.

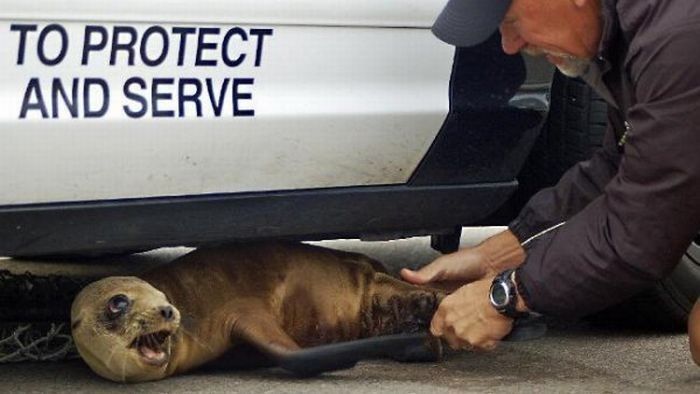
xmin=430 ymin=311 xmax=445 ymax=337
xmin=440 ymin=327 xmax=470 ymax=351
xmin=437 ymin=326 xmax=458 ymax=350
xmin=424 ymin=280 xmax=467 ymax=293
xmin=473 ymin=340 xmax=498 ymax=352
xmin=443 ymin=335 xmax=463 ymax=350
xmin=400 ymin=262 xmax=444 ymax=284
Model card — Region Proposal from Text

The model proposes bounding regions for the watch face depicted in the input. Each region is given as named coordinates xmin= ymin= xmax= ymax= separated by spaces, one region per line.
xmin=490 ymin=282 xmax=510 ymax=307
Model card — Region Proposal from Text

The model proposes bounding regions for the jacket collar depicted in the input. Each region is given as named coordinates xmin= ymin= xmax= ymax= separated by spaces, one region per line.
xmin=595 ymin=0 xmax=620 ymax=72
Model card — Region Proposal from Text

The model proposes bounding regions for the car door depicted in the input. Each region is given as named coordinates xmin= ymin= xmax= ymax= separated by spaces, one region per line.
xmin=0 ymin=0 xmax=546 ymax=256
xmin=0 ymin=0 xmax=453 ymax=204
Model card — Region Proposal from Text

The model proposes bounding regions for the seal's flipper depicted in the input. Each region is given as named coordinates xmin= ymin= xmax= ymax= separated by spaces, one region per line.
xmin=364 ymin=274 xmax=445 ymax=338
xmin=276 ymin=332 xmax=435 ymax=377
xmin=229 ymin=312 xmax=301 ymax=358
xmin=229 ymin=311 xmax=360 ymax=376
xmin=204 ymin=343 xmax=278 ymax=371
xmin=503 ymin=315 xmax=547 ymax=342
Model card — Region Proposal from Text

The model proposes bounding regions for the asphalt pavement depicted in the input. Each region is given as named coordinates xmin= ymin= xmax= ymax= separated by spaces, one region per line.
xmin=1 ymin=227 xmax=698 ymax=393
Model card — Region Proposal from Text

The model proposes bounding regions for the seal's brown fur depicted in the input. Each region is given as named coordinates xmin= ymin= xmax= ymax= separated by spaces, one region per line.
xmin=71 ymin=242 xmax=444 ymax=382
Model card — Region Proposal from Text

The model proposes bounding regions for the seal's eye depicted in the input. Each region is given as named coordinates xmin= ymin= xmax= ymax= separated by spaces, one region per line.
xmin=106 ymin=294 xmax=130 ymax=319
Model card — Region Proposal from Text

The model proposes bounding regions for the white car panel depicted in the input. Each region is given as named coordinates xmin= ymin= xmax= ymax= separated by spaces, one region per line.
xmin=0 ymin=0 xmax=448 ymax=28
xmin=0 ymin=18 xmax=453 ymax=204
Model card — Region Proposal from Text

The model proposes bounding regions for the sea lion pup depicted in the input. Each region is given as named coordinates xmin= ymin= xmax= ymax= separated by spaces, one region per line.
xmin=71 ymin=242 xmax=445 ymax=382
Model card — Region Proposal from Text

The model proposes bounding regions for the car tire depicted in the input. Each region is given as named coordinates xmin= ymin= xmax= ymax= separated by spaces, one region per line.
xmin=521 ymin=70 xmax=700 ymax=330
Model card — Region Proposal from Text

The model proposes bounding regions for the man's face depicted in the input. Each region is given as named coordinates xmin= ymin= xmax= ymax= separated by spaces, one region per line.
xmin=498 ymin=0 xmax=602 ymax=77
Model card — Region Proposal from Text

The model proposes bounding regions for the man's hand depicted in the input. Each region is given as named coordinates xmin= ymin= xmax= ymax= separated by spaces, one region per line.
xmin=430 ymin=277 xmax=513 ymax=351
xmin=400 ymin=230 xmax=525 ymax=292
xmin=400 ymin=245 xmax=489 ymax=292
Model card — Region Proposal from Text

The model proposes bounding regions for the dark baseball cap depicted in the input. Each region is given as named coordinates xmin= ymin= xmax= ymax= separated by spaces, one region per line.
xmin=432 ymin=0 xmax=512 ymax=47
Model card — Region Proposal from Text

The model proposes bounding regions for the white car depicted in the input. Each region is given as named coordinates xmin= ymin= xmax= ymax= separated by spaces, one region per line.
xmin=0 ymin=0 xmax=696 ymax=329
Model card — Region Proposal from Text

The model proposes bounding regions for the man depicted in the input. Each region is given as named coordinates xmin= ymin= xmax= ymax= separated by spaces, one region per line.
xmin=401 ymin=0 xmax=700 ymax=357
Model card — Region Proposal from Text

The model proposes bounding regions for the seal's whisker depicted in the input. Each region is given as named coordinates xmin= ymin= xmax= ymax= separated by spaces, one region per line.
xmin=121 ymin=352 xmax=127 ymax=383
xmin=103 ymin=345 xmax=119 ymax=368
xmin=179 ymin=326 xmax=215 ymax=354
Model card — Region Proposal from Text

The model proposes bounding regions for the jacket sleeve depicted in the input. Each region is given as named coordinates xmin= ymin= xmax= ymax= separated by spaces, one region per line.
xmin=515 ymin=29 xmax=700 ymax=318
xmin=508 ymin=118 xmax=621 ymax=243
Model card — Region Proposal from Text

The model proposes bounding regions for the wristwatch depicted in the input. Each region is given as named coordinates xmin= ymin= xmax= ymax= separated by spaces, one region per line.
xmin=489 ymin=269 xmax=527 ymax=319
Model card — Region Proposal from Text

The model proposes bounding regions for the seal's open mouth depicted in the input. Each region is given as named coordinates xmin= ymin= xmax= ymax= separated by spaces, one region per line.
xmin=130 ymin=330 xmax=172 ymax=366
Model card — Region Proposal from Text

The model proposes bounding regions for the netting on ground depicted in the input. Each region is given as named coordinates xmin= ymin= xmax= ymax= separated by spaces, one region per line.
xmin=0 ymin=269 xmax=91 ymax=363
xmin=0 ymin=269 xmax=92 ymax=321
xmin=0 ymin=323 xmax=78 ymax=362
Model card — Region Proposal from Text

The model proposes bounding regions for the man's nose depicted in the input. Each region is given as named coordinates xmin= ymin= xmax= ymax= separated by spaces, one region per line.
xmin=499 ymin=24 xmax=527 ymax=55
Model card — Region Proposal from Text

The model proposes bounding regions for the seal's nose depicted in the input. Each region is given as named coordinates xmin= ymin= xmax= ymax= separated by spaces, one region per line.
xmin=159 ymin=306 xmax=175 ymax=321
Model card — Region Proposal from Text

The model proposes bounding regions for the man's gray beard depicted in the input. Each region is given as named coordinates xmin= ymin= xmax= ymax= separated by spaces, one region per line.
xmin=522 ymin=46 xmax=592 ymax=78
xmin=555 ymin=57 xmax=592 ymax=78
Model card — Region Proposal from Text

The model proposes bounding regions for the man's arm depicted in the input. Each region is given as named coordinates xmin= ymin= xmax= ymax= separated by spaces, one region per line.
xmin=401 ymin=119 xmax=621 ymax=294
xmin=509 ymin=118 xmax=621 ymax=243
xmin=428 ymin=30 xmax=700 ymax=350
